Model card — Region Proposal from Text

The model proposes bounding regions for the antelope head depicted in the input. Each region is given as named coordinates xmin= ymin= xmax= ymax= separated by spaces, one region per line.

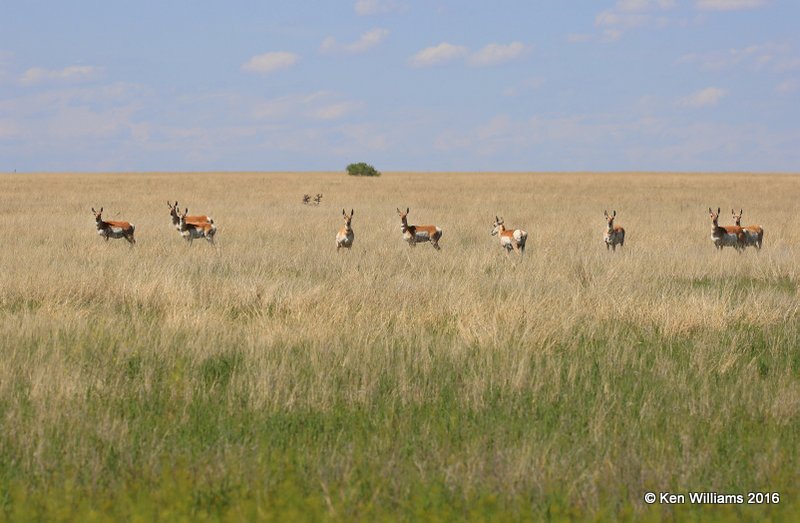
xmin=604 ymin=210 xmax=617 ymax=230
xmin=732 ymin=208 xmax=743 ymax=226
xmin=709 ymin=207 xmax=721 ymax=227
xmin=168 ymin=200 xmax=180 ymax=222
xmin=178 ymin=207 xmax=190 ymax=228
xmin=397 ymin=207 xmax=409 ymax=226
xmin=91 ymin=207 xmax=104 ymax=223
xmin=491 ymin=216 xmax=505 ymax=236
xmin=342 ymin=209 xmax=354 ymax=229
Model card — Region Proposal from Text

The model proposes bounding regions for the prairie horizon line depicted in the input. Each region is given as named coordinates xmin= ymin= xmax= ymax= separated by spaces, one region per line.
xmin=2 ymin=170 xmax=799 ymax=176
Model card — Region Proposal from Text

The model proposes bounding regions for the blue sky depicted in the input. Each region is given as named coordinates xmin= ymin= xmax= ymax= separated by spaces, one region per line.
xmin=1 ymin=0 xmax=799 ymax=172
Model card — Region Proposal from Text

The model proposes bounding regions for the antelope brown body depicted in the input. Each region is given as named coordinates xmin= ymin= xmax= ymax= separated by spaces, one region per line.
xmin=178 ymin=207 xmax=217 ymax=245
xmin=709 ymin=207 xmax=744 ymax=251
xmin=168 ymin=201 xmax=213 ymax=232
xmin=732 ymin=209 xmax=764 ymax=250
xmin=92 ymin=207 xmax=136 ymax=245
xmin=397 ymin=208 xmax=442 ymax=250
xmin=336 ymin=209 xmax=355 ymax=251
xmin=603 ymin=210 xmax=625 ymax=251
xmin=491 ymin=216 xmax=527 ymax=256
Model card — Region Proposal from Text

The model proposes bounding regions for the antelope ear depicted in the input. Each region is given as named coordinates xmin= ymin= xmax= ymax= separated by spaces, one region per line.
xmin=604 ymin=210 xmax=608 ymax=217
xmin=613 ymin=210 xmax=616 ymax=217
xmin=396 ymin=207 xmax=401 ymax=214
xmin=100 ymin=207 xmax=103 ymax=213
xmin=351 ymin=209 xmax=354 ymax=216
xmin=184 ymin=208 xmax=188 ymax=215
xmin=708 ymin=207 xmax=712 ymax=213
xmin=342 ymin=208 xmax=346 ymax=216
xmin=406 ymin=207 xmax=409 ymax=214
xmin=91 ymin=207 xmax=96 ymax=213
xmin=717 ymin=207 xmax=721 ymax=214
xmin=740 ymin=209 xmax=743 ymax=215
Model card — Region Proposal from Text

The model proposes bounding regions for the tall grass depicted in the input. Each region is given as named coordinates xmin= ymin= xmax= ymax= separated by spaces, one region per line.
xmin=0 ymin=171 xmax=798 ymax=520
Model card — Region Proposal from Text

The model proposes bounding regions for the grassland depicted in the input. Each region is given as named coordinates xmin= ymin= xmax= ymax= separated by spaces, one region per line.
xmin=0 ymin=171 xmax=798 ymax=521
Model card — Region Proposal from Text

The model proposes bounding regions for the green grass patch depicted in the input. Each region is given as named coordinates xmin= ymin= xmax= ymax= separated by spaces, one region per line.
xmin=685 ymin=275 xmax=796 ymax=294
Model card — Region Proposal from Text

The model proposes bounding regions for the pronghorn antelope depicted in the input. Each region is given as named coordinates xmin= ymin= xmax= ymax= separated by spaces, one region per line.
xmin=336 ymin=209 xmax=355 ymax=251
xmin=709 ymin=207 xmax=744 ymax=251
xmin=603 ymin=210 xmax=625 ymax=251
xmin=491 ymin=216 xmax=527 ymax=256
xmin=302 ymin=194 xmax=311 ymax=205
xmin=167 ymin=201 xmax=213 ymax=232
xmin=313 ymin=193 xmax=323 ymax=205
xmin=397 ymin=207 xmax=442 ymax=250
xmin=92 ymin=207 xmax=136 ymax=245
xmin=732 ymin=209 xmax=764 ymax=250
xmin=178 ymin=207 xmax=217 ymax=245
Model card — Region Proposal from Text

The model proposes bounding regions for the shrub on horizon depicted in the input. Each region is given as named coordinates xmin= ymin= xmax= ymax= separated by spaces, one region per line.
xmin=346 ymin=162 xmax=381 ymax=177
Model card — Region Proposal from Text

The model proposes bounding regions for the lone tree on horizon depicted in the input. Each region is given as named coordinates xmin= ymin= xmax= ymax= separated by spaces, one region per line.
xmin=346 ymin=162 xmax=381 ymax=177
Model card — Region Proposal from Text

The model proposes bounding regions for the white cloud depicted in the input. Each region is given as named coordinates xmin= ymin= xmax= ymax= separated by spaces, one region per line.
xmin=408 ymin=42 xmax=468 ymax=67
xmin=252 ymin=91 xmax=360 ymax=122
xmin=429 ymin=109 xmax=800 ymax=172
xmin=319 ymin=38 xmax=338 ymax=54
xmin=617 ymin=0 xmax=676 ymax=11
xmin=0 ymin=82 xmax=149 ymax=153
xmin=46 ymin=105 xmax=137 ymax=140
xmin=595 ymin=0 xmax=677 ymax=40
xmin=320 ymin=28 xmax=389 ymax=54
xmin=468 ymin=42 xmax=528 ymax=67
xmin=409 ymin=41 xmax=529 ymax=68
xmin=311 ymin=102 xmax=362 ymax=120
xmin=334 ymin=124 xmax=388 ymax=153
xmin=777 ymin=58 xmax=800 ymax=72
xmin=678 ymin=87 xmax=726 ymax=107
xmin=241 ymin=52 xmax=299 ymax=75
xmin=503 ymin=78 xmax=544 ymax=97
xmin=0 ymin=83 xmax=150 ymax=114
xmin=19 ymin=65 xmax=102 ymax=86
xmin=354 ymin=0 xmax=406 ymax=15
xmin=595 ymin=10 xmax=649 ymax=29
xmin=695 ymin=0 xmax=768 ymax=10
xmin=678 ymin=42 xmax=800 ymax=72
xmin=776 ymin=79 xmax=798 ymax=94
xmin=602 ymin=29 xmax=625 ymax=42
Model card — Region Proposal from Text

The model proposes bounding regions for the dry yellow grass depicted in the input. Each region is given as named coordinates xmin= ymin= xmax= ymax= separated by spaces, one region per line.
xmin=0 ymin=171 xmax=798 ymax=520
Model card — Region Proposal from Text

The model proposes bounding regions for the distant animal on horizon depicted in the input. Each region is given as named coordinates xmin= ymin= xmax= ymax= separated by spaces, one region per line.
xmin=397 ymin=207 xmax=442 ymax=250
xmin=732 ymin=209 xmax=764 ymax=250
xmin=491 ymin=216 xmax=527 ymax=256
xmin=709 ymin=207 xmax=744 ymax=251
xmin=336 ymin=209 xmax=355 ymax=251
xmin=178 ymin=207 xmax=217 ymax=246
xmin=604 ymin=210 xmax=625 ymax=251
xmin=313 ymin=193 xmax=323 ymax=205
xmin=167 ymin=201 xmax=214 ymax=232
xmin=92 ymin=207 xmax=136 ymax=245
xmin=302 ymin=194 xmax=311 ymax=205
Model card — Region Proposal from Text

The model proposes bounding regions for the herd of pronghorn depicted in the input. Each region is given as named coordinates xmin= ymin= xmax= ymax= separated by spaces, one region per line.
xmin=90 ymin=202 xmax=765 ymax=255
